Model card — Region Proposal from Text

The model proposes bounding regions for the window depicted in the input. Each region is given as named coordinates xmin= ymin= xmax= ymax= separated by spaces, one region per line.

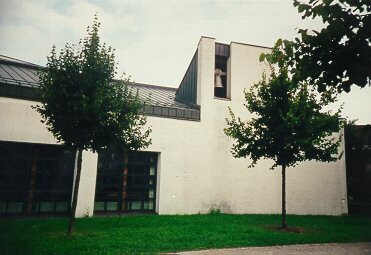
xmin=0 ymin=141 xmax=75 ymax=215
xmin=94 ymin=148 xmax=157 ymax=213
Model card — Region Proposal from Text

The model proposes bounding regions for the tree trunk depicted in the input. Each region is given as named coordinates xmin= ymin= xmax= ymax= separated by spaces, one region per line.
xmin=68 ymin=149 xmax=82 ymax=235
xmin=282 ymin=164 xmax=287 ymax=228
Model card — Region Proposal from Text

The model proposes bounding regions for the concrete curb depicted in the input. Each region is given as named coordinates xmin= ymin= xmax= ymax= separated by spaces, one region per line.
xmin=161 ymin=242 xmax=371 ymax=255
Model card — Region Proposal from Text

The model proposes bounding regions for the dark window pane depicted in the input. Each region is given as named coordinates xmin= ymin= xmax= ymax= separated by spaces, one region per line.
xmin=95 ymin=149 xmax=157 ymax=213
xmin=0 ymin=141 xmax=74 ymax=215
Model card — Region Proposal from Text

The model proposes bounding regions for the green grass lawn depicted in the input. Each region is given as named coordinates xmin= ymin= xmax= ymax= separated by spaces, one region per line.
xmin=1 ymin=214 xmax=371 ymax=254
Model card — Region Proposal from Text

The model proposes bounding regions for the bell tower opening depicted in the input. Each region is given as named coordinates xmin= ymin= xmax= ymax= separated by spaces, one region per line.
xmin=214 ymin=56 xmax=228 ymax=98
xmin=214 ymin=43 xmax=230 ymax=99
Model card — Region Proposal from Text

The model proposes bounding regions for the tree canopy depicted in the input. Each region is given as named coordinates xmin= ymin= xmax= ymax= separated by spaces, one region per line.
xmin=293 ymin=0 xmax=371 ymax=92
xmin=36 ymin=16 xmax=151 ymax=153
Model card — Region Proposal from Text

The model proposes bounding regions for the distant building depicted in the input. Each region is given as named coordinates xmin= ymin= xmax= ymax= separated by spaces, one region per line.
xmin=0 ymin=37 xmax=348 ymax=217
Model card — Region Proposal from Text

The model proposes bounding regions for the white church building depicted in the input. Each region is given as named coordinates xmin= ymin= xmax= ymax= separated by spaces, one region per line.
xmin=0 ymin=37 xmax=348 ymax=217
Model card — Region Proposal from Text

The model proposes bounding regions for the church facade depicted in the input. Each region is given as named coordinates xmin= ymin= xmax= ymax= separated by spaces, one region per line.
xmin=0 ymin=37 xmax=348 ymax=217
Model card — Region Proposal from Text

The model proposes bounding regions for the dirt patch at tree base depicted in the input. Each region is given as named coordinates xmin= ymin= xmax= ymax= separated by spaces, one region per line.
xmin=265 ymin=225 xmax=310 ymax=233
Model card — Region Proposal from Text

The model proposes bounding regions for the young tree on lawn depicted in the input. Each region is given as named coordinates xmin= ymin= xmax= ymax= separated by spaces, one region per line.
xmin=292 ymin=0 xmax=371 ymax=93
xmin=224 ymin=39 xmax=343 ymax=228
xmin=34 ymin=16 xmax=151 ymax=234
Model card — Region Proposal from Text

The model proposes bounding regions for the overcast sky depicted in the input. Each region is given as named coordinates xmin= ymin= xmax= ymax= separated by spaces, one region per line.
xmin=0 ymin=0 xmax=369 ymax=124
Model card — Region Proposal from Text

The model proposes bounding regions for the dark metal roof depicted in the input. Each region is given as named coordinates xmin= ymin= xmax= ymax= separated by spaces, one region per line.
xmin=0 ymin=62 xmax=40 ymax=87
xmin=0 ymin=55 xmax=200 ymax=121
xmin=131 ymin=83 xmax=194 ymax=109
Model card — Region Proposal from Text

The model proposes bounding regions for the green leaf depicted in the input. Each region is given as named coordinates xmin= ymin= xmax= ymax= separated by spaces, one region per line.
xmin=265 ymin=54 xmax=273 ymax=62
xmin=259 ymin=53 xmax=266 ymax=62
xmin=298 ymin=4 xmax=306 ymax=13
xmin=283 ymin=40 xmax=293 ymax=50
xmin=276 ymin=39 xmax=283 ymax=47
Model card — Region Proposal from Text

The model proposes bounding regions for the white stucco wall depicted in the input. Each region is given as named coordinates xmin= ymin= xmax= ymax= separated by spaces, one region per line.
xmin=0 ymin=36 xmax=348 ymax=217
xmin=0 ymin=97 xmax=55 ymax=144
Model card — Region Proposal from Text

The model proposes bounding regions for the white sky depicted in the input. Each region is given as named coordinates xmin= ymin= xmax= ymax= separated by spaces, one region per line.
xmin=0 ymin=0 xmax=369 ymax=124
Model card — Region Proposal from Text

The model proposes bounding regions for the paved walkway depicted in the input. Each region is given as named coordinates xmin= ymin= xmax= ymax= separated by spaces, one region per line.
xmin=162 ymin=242 xmax=371 ymax=255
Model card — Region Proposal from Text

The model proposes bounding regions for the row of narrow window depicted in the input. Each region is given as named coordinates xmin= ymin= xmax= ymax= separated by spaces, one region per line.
xmin=0 ymin=141 xmax=157 ymax=215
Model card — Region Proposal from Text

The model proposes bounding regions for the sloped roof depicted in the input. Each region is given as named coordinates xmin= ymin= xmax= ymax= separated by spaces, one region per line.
xmin=131 ymin=83 xmax=194 ymax=109
xmin=0 ymin=55 xmax=199 ymax=121
xmin=0 ymin=56 xmax=40 ymax=87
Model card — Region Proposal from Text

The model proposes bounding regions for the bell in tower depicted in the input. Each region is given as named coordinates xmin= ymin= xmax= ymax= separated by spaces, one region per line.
xmin=215 ymin=68 xmax=226 ymax=88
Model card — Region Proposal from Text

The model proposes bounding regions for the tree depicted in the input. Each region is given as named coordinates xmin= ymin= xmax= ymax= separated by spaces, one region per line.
xmin=292 ymin=0 xmax=371 ymax=92
xmin=224 ymin=39 xmax=342 ymax=228
xmin=34 ymin=16 xmax=151 ymax=234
